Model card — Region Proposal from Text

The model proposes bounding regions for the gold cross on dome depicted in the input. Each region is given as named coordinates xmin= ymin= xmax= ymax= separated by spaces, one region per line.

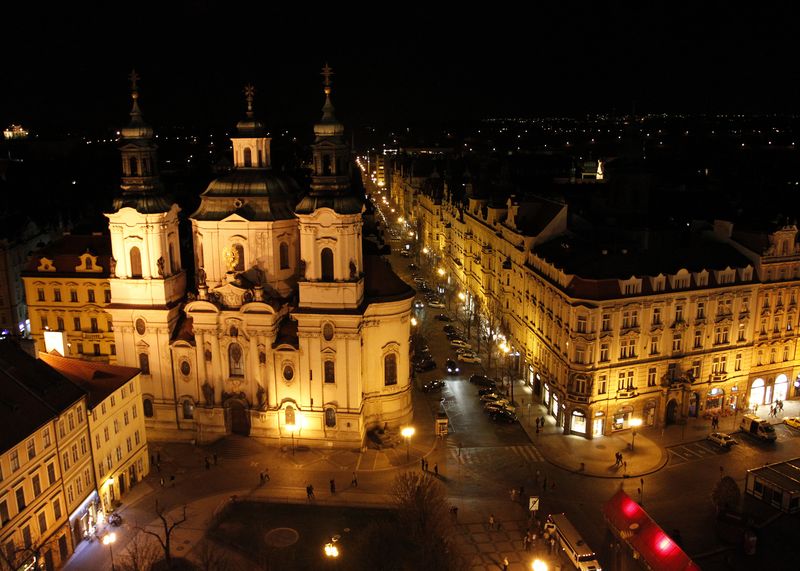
xmin=244 ymin=84 xmax=255 ymax=112
xmin=129 ymin=69 xmax=140 ymax=92
xmin=321 ymin=63 xmax=334 ymax=88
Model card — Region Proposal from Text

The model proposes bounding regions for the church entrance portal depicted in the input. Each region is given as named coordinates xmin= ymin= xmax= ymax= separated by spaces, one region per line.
xmin=227 ymin=400 xmax=251 ymax=436
xmin=665 ymin=399 xmax=678 ymax=425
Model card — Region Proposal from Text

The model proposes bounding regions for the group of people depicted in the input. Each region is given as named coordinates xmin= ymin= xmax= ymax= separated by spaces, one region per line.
xmin=710 ymin=415 xmax=721 ymax=430
xmin=768 ymin=400 xmax=784 ymax=417
xmin=534 ymin=416 xmax=546 ymax=434
xmin=420 ymin=458 xmax=439 ymax=476
xmin=613 ymin=451 xmax=626 ymax=470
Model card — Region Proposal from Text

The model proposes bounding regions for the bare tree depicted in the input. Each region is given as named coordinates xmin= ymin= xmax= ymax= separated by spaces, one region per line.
xmin=117 ymin=531 xmax=161 ymax=571
xmin=192 ymin=539 xmax=238 ymax=571
xmin=711 ymin=476 xmax=741 ymax=515
xmin=0 ymin=533 xmax=62 ymax=571
xmin=137 ymin=500 xmax=188 ymax=568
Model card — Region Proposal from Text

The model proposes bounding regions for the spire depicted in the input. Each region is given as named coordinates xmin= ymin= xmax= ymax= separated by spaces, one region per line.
xmin=128 ymin=69 xmax=143 ymax=126
xmin=244 ymin=84 xmax=255 ymax=119
xmin=319 ymin=63 xmax=338 ymax=124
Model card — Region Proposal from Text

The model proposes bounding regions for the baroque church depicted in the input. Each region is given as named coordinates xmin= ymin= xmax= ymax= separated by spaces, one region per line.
xmin=105 ymin=68 xmax=414 ymax=447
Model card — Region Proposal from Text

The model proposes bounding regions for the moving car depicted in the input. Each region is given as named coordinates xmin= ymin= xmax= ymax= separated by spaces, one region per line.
xmin=490 ymin=409 xmax=518 ymax=423
xmin=434 ymin=314 xmax=452 ymax=322
xmin=413 ymin=299 xmax=425 ymax=309
xmin=428 ymin=300 xmax=445 ymax=308
xmin=422 ymin=379 xmax=445 ymax=392
xmin=707 ymin=432 xmax=738 ymax=448
xmin=450 ymin=339 xmax=471 ymax=349
xmin=445 ymin=359 xmax=460 ymax=374
xmin=783 ymin=416 xmax=800 ymax=430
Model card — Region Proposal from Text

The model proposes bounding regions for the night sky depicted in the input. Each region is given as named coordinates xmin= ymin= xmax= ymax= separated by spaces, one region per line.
xmin=3 ymin=2 xmax=798 ymax=133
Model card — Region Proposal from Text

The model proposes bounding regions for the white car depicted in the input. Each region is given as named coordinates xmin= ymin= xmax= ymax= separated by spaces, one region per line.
xmin=707 ymin=432 xmax=737 ymax=448
xmin=428 ymin=301 xmax=445 ymax=308
xmin=413 ymin=300 xmax=425 ymax=309
xmin=458 ymin=353 xmax=482 ymax=364
xmin=450 ymin=339 xmax=471 ymax=349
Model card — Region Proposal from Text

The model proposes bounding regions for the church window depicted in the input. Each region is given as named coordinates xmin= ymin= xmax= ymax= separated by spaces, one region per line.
xmin=130 ymin=247 xmax=143 ymax=278
xmin=53 ymin=288 xmax=61 ymax=302
xmin=182 ymin=400 xmax=194 ymax=420
xmin=180 ymin=360 xmax=191 ymax=376
xmin=283 ymin=365 xmax=294 ymax=381
xmin=324 ymin=360 xmax=335 ymax=384
xmin=74 ymin=317 xmax=81 ymax=331
xmin=321 ymin=248 xmax=334 ymax=281
xmin=384 ymin=353 xmax=398 ymax=386
xmin=37 ymin=288 xmax=45 ymax=301
xmin=228 ymin=343 xmax=244 ymax=377
xmin=325 ymin=408 xmax=336 ymax=428
xmin=243 ymin=147 xmax=252 ymax=167
xmin=135 ymin=319 xmax=146 ymax=335
xmin=322 ymin=323 xmax=334 ymax=341
xmin=139 ymin=353 xmax=150 ymax=375
xmin=322 ymin=154 xmax=332 ymax=175
xmin=233 ymin=244 xmax=245 ymax=272
xmin=285 ymin=406 xmax=295 ymax=426
xmin=143 ymin=398 xmax=154 ymax=418
xmin=91 ymin=317 xmax=98 ymax=333
xmin=86 ymin=257 xmax=93 ymax=270
xmin=279 ymin=242 xmax=290 ymax=270
xmin=129 ymin=157 xmax=138 ymax=176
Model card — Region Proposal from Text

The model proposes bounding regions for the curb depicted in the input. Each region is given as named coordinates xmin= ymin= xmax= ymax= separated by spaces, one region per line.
xmin=542 ymin=448 xmax=670 ymax=480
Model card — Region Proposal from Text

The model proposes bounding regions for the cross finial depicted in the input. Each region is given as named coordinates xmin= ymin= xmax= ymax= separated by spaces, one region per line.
xmin=244 ymin=84 xmax=255 ymax=116
xmin=321 ymin=63 xmax=334 ymax=95
xmin=129 ymin=69 xmax=140 ymax=94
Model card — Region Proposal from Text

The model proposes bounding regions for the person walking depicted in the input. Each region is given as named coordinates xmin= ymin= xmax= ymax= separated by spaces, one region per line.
xmin=501 ymin=556 xmax=509 ymax=570
xmin=351 ymin=472 xmax=358 ymax=487
xmin=488 ymin=514 xmax=495 ymax=531
xmin=204 ymin=457 xmax=210 ymax=470
xmin=434 ymin=463 xmax=439 ymax=476
xmin=549 ymin=536 xmax=556 ymax=554
xmin=264 ymin=467 xmax=270 ymax=481
xmin=523 ymin=532 xmax=530 ymax=551
xmin=306 ymin=484 xmax=315 ymax=500
xmin=421 ymin=458 xmax=425 ymax=471
xmin=330 ymin=479 xmax=336 ymax=494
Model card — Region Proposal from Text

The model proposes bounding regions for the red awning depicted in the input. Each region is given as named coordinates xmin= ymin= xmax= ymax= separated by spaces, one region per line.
xmin=603 ymin=489 xmax=701 ymax=571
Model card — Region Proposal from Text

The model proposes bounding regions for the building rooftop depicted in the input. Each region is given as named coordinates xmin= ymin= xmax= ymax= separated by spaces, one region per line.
xmin=0 ymin=341 xmax=87 ymax=454
xmin=22 ymin=232 xmax=112 ymax=277
xmin=38 ymin=352 xmax=140 ymax=410
xmin=747 ymin=457 xmax=800 ymax=494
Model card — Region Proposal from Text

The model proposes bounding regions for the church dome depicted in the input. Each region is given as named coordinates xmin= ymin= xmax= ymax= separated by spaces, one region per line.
xmin=191 ymin=169 xmax=301 ymax=221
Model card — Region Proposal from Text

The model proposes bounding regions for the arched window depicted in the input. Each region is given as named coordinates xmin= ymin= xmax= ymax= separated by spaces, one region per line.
xmin=182 ymin=400 xmax=194 ymax=420
xmin=322 ymin=154 xmax=332 ymax=175
xmin=129 ymin=157 xmax=138 ymax=176
xmin=233 ymin=244 xmax=245 ymax=272
xmin=86 ymin=258 xmax=93 ymax=270
xmin=130 ymin=247 xmax=143 ymax=278
xmin=138 ymin=353 xmax=150 ymax=375
xmin=228 ymin=343 xmax=244 ymax=377
xmin=168 ymin=243 xmax=177 ymax=274
xmin=321 ymin=248 xmax=334 ymax=281
xmin=384 ymin=353 xmax=398 ymax=386
xmin=243 ymin=147 xmax=252 ymax=167
xmin=285 ymin=406 xmax=295 ymax=426
xmin=279 ymin=242 xmax=290 ymax=270
xmin=325 ymin=408 xmax=336 ymax=428
xmin=143 ymin=398 xmax=154 ymax=418
xmin=324 ymin=360 xmax=335 ymax=384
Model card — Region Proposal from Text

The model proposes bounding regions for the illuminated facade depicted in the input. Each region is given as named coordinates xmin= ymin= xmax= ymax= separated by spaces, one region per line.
xmin=396 ymin=167 xmax=800 ymax=438
xmin=22 ymin=234 xmax=116 ymax=363
xmin=106 ymin=70 xmax=414 ymax=447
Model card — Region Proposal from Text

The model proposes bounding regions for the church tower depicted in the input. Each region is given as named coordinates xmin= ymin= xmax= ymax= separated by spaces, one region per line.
xmin=105 ymin=71 xmax=187 ymax=437
xmin=295 ymin=64 xmax=365 ymax=309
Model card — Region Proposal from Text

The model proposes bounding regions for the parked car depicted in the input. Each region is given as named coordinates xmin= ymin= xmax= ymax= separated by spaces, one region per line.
xmin=443 ymin=325 xmax=457 ymax=333
xmin=422 ymin=379 xmax=445 ymax=392
xmin=415 ymin=359 xmax=436 ymax=372
xmin=478 ymin=387 xmax=497 ymax=396
xmin=445 ymin=359 xmax=460 ymax=374
xmin=484 ymin=401 xmax=516 ymax=414
xmin=434 ymin=314 xmax=452 ymax=322
xmin=413 ymin=299 xmax=425 ymax=309
xmin=470 ymin=374 xmax=495 ymax=387
xmin=399 ymin=250 xmax=410 ymax=257
xmin=455 ymin=346 xmax=474 ymax=355
xmin=412 ymin=351 xmax=431 ymax=364
xmin=413 ymin=276 xmax=425 ymax=283
xmin=450 ymin=339 xmax=471 ymax=349
xmin=490 ymin=409 xmax=518 ymax=423
xmin=783 ymin=417 xmax=800 ymax=430
xmin=707 ymin=432 xmax=738 ymax=448
xmin=458 ymin=352 xmax=481 ymax=364
xmin=480 ymin=392 xmax=502 ymax=402
xmin=428 ymin=300 xmax=445 ymax=308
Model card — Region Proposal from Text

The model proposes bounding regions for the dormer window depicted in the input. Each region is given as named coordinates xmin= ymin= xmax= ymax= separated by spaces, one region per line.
xmin=619 ymin=277 xmax=642 ymax=295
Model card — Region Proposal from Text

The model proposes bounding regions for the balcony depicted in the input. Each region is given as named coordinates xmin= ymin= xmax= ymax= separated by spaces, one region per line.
xmin=617 ymin=389 xmax=638 ymax=399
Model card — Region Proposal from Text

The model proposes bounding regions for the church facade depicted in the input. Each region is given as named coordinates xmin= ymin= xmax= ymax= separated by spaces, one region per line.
xmin=105 ymin=70 xmax=414 ymax=447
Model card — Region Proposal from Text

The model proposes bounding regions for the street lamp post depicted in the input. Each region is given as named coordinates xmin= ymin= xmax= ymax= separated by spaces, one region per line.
xmin=630 ymin=418 xmax=643 ymax=451
xmin=286 ymin=423 xmax=297 ymax=455
xmin=401 ymin=426 xmax=415 ymax=461
xmin=532 ymin=559 xmax=547 ymax=571
xmin=103 ymin=532 xmax=117 ymax=571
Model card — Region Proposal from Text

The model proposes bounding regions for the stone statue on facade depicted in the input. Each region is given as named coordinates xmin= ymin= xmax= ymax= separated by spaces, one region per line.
xmin=256 ymin=384 xmax=267 ymax=410
xmin=109 ymin=257 xmax=116 ymax=275
xmin=197 ymin=267 xmax=207 ymax=287
xmin=157 ymin=256 xmax=165 ymax=276
xmin=349 ymin=260 xmax=357 ymax=280
xmin=201 ymin=382 xmax=215 ymax=406
xmin=298 ymin=259 xmax=307 ymax=280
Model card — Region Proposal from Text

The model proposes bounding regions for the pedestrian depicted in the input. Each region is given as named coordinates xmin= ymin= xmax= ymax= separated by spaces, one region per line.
xmin=613 ymin=452 xmax=619 ymax=466
xmin=623 ymin=460 xmax=627 ymax=473
xmin=510 ymin=488 xmax=517 ymax=501
xmin=330 ymin=478 xmax=336 ymax=494
xmin=523 ymin=532 xmax=530 ymax=551
xmin=170 ymin=475 xmax=175 ymax=487
xmin=780 ymin=400 xmax=784 ymax=412
xmin=488 ymin=514 xmax=495 ymax=530
xmin=542 ymin=477 xmax=547 ymax=492
xmin=205 ymin=457 xmax=210 ymax=470
xmin=259 ymin=472 xmax=265 ymax=485
xmin=501 ymin=556 xmax=509 ymax=571
xmin=549 ymin=536 xmax=556 ymax=554
xmin=156 ymin=451 xmax=161 ymax=464
xmin=451 ymin=505 xmax=459 ymax=521
xmin=160 ymin=476 xmax=164 ymax=487
xmin=421 ymin=458 xmax=425 ymax=471
xmin=213 ymin=453 xmax=218 ymax=465
xmin=434 ymin=463 xmax=439 ymax=476
xmin=351 ymin=472 xmax=358 ymax=487
xmin=535 ymin=417 xmax=540 ymax=429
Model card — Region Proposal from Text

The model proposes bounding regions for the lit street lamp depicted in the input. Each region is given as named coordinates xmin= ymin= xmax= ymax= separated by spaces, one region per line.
xmin=324 ymin=539 xmax=340 ymax=558
xmin=103 ymin=532 xmax=117 ymax=571
xmin=401 ymin=426 xmax=415 ymax=461
xmin=532 ymin=559 xmax=547 ymax=571
xmin=630 ymin=418 xmax=643 ymax=451
xmin=411 ymin=317 xmax=418 ymax=327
